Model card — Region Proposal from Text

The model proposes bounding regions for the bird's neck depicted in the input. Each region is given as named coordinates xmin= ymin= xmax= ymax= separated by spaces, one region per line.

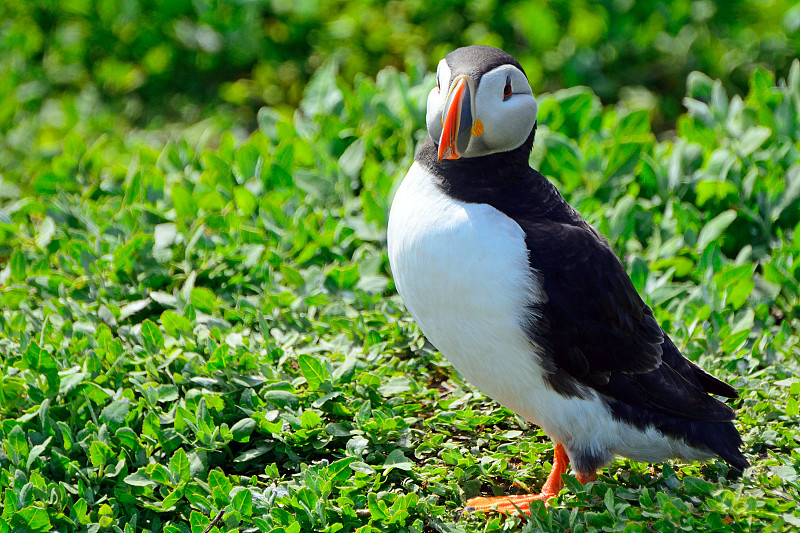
xmin=415 ymin=125 xmax=536 ymax=197
xmin=414 ymin=124 xmax=578 ymax=223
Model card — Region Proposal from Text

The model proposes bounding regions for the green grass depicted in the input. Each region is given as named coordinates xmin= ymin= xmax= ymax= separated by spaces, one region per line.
xmin=2 ymin=39 xmax=800 ymax=533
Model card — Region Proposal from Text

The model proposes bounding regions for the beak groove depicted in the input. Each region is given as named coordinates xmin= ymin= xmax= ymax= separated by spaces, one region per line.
xmin=438 ymin=75 xmax=475 ymax=161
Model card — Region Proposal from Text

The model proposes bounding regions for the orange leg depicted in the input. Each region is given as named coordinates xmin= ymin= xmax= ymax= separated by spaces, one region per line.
xmin=465 ymin=444 xmax=594 ymax=515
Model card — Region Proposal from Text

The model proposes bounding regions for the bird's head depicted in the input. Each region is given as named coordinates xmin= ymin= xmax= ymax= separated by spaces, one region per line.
xmin=427 ymin=45 xmax=538 ymax=162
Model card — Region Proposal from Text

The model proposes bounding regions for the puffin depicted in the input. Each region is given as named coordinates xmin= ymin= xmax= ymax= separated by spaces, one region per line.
xmin=386 ymin=45 xmax=748 ymax=514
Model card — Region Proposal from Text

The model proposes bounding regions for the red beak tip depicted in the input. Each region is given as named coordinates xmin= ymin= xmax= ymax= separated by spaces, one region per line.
xmin=437 ymin=145 xmax=459 ymax=161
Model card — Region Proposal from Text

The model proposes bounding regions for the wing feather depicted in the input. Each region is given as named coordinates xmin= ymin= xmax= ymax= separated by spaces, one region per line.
xmin=521 ymin=220 xmax=735 ymax=422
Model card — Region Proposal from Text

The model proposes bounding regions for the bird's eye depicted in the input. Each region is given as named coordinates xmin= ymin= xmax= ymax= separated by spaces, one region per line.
xmin=503 ymin=76 xmax=512 ymax=101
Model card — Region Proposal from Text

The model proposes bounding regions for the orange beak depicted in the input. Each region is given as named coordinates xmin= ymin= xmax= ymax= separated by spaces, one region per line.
xmin=438 ymin=75 xmax=478 ymax=161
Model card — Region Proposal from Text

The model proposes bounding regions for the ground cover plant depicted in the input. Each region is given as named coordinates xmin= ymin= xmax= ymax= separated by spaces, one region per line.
xmin=2 ymin=4 xmax=800 ymax=533
xmin=2 ymin=57 xmax=799 ymax=532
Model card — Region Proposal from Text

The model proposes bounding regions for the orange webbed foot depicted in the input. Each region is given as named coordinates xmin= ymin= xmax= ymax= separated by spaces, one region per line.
xmin=465 ymin=443 xmax=572 ymax=515
xmin=466 ymin=491 xmax=555 ymax=514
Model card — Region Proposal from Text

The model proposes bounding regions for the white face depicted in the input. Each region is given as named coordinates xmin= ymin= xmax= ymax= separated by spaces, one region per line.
xmin=426 ymin=59 xmax=538 ymax=158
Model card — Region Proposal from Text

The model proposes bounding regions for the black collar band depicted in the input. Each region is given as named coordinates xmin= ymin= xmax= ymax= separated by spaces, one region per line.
xmin=413 ymin=123 xmax=578 ymax=223
xmin=415 ymin=122 xmax=536 ymax=192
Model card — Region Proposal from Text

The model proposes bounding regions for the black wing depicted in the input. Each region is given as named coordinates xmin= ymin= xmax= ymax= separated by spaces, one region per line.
xmin=521 ymin=219 xmax=737 ymax=422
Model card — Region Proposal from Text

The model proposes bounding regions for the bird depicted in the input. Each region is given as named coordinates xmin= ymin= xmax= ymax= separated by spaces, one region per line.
xmin=386 ymin=45 xmax=748 ymax=514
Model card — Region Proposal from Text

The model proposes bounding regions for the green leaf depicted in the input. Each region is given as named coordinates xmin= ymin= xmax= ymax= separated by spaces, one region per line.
xmin=100 ymin=397 xmax=131 ymax=427
xmin=9 ymin=250 xmax=25 ymax=281
xmin=189 ymin=510 xmax=211 ymax=533
xmin=697 ymin=210 xmax=737 ymax=250
xmin=4 ymin=425 xmax=28 ymax=465
xmin=77 ymin=382 xmax=112 ymax=404
xmin=328 ymin=457 xmax=355 ymax=483
xmin=784 ymin=514 xmax=800 ymax=528
xmin=89 ymin=441 xmax=112 ymax=468
xmin=1 ymin=287 xmax=29 ymax=308
xmin=190 ymin=287 xmax=219 ymax=314
xmin=298 ymin=354 xmax=328 ymax=390
xmin=23 ymin=341 xmax=57 ymax=376
xmin=161 ymin=310 xmax=193 ymax=337
xmin=2 ymin=488 xmax=17 ymax=518
xmin=367 ymin=493 xmax=390 ymax=521
xmin=169 ymin=447 xmax=191 ymax=485
xmin=188 ymin=450 xmax=209 ymax=478
xmin=230 ymin=418 xmax=256 ymax=442
xmin=119 ymin=298 xmax=152 ymax=321
xmin=787 ymin=396 xmax=799 ymax=417
xmin=770 ymin=465 xmax=797 ymax=483
xmin=280 ymin=264 xmax=304 ymax=287
xmin=149 ymin=464 xmax=172 ymax=485
xmin=234 ymin=186 xmax=258 ymax=216
xmin=695 ymin=180 xmax=738 ymax=206
xmin=161 ymin=487 xmax=184 ymax=510
xmin=604 ymin=488 xmax=616 ymax=513
xmin=142 ymin=411 xmax=162 ymax=441
xmin=11 ymin=506 xmax=51 ymax=533
xmin=339 ymin=139 xmax=365 ymax=179
xmin=325 ymin=422 xmax=352 ymax=437
xmin=26 ymin=437 xmax=52 ymax=470
xmin=383 ymin=449 xmax=413 ymax=473
xmin=141 ymin=319 xmax=165 ymax=352
xmin=234 ymin=444 xmax=273 ymax=463
xmin=300 ymin=60 xmax=342 ymax=116
xmin=185 ymin=483 xmax=212 ymax=510
xmin=235 ymin=144 xmax=261 ymax=182
xmin=35 ymin=217 xmax=56 ymax=249
xmin=208 ymin=469 xmax=232 ymax=506
xmin=562 ymin=473 xmax=587 ymax=494
xmin=738 ymin=126 xmax=771 ymax=156
xmin=378 ymin=377 xmax=411 ymax=397
xmin=157 ymin=384 xmax=179 ymax=403
xmin=349 ymin=461 xmax=375 ymax=474
xmin=232 ymin=488 xmax=253 ymax=517
xmin=714 ymin=263 xmax=753 ymax=288
xmin=300 ymin=410 xmax=321 ymax=429
xmin=0 ymin=206 xmax=12 ymax=225
xmin=721 ymin=329 xmax=750 ymax=353
xmin=326 ymin=264 xmax=359 ymax=289
xmin=72 ymin=499 xmax=89 ymax=524
xmin=124 ymin=471 xmax=158 ymax=488
xmin=727 ymin=280 xmax=754 ymax=309
xmin=171 ymin=184 xmax=195 ymax=220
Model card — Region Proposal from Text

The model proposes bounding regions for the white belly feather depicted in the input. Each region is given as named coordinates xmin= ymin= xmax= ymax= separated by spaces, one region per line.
xmin=387 ymin=163 xmax=711 ymax=466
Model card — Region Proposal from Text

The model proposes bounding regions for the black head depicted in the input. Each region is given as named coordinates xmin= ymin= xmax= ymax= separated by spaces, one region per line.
xmin=427 ymin=45 xmax=538 ymax=161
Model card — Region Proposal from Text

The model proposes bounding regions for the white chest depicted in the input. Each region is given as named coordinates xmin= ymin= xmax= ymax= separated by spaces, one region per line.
xmin=387 ymin=163 xmax=550 ymax=419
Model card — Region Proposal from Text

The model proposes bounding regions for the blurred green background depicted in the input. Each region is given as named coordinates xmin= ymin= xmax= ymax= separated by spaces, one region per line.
xmin=3 ymin=0 xmax=798 ymax=135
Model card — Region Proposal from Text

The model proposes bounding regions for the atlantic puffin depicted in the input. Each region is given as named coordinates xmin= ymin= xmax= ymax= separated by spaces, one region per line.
xmin=387 ymin=45 xmax=748 ymax=513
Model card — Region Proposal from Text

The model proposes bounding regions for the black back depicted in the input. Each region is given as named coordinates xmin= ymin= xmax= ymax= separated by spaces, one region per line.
xmin=415 ymin=125 xmax=748 ymax=470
